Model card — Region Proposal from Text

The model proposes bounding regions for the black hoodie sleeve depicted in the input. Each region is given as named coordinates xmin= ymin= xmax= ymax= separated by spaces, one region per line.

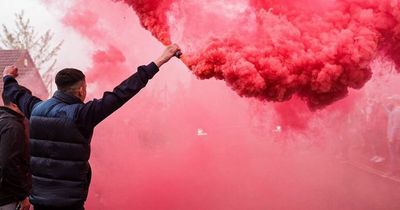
xmin=77 ymin=62 xmax=159 ymax=127
xmin=3 ymin=76 xmax=42 ymax=119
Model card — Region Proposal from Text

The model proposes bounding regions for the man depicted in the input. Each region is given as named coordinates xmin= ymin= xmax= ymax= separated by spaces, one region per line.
xmin=0 ymin=92 xmax=31 ymax=210
xmin=363 ymin=99 xmax=385 ymax=163
xmin=3 ymin=44 xmax=181 ymax=210
xmin=386 ymin=97 xmax=400 ymax=176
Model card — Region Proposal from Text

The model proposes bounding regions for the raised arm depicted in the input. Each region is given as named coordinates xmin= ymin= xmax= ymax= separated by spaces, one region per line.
xmin=78 ymin=44 xmax=181 ymax=127
xmin=2 ymin=66 xmax=42 ymax=118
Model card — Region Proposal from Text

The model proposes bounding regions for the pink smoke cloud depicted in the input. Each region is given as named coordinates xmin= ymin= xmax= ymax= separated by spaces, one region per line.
xmin=63 ymin=7 xmax=104 ymax=42
xmin=121 ymin=0 xmax=400 ymax=109
xmin=37 ymin=1 xmax=400 ymax=209
xmin=85 ymin=45 xmax=129 ymax=87
xmin=119 ymin=0 xmax=174 ymax=45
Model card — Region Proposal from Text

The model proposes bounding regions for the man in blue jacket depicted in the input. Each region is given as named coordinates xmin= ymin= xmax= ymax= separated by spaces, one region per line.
xmin=2 ymin=44 xmax=181 ymax=210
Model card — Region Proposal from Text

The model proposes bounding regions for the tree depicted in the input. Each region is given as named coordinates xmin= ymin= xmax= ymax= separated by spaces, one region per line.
xmin=1 ymin=10 xmax=63 ymax=92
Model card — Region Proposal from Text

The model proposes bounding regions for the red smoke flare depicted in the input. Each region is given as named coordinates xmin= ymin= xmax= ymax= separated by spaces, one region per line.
xmin=121 ymin=0 xmax=400 ymax=109
xmin=118 ymin=0 xmax=174 ymax=45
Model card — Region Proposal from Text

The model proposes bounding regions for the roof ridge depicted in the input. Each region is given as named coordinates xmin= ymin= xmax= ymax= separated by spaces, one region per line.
xmin=0 ymin=49 xmax=30 ymax=72
xmin=0 ymin=49 xmax=27 ymax=53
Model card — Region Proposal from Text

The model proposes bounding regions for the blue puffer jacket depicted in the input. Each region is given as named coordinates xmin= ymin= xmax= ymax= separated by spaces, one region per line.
xmin=29 ymin=98 xmax=92 ymax=207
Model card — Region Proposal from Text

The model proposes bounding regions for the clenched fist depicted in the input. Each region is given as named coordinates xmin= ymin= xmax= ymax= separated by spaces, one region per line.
xmin=3 ymin=65 xmax=18 ymax=78
xmin=154 ymin=44 xmax=182 ymax=68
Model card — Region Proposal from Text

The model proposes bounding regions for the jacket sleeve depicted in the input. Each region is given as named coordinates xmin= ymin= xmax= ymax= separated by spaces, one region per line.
xmin=77 ymin=62 xmax=159 ymax=127
xmin=0 ymin=124 xmax=30 ymax=200
xmin=3 ymin=76 xmax=43 ymax=119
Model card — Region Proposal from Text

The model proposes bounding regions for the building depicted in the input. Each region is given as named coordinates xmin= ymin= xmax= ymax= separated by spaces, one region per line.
xmin=0 ymin=49 xmax=48 ymax=105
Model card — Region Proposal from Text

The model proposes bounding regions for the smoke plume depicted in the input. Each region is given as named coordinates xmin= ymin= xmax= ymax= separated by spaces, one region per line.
xmin=121 ymin=0 xmax=400 ymax=108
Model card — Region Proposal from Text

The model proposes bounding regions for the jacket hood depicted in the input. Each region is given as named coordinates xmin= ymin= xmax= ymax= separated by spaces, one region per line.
xmin=53 ymin=91 xmax=83 ymax=105
xmin=0 ymin=106 xmax=24 ymax=121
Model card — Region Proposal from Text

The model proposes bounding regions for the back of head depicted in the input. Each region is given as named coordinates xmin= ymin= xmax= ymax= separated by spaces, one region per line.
xmin=55 ymin=68 xmax=85 ymax=93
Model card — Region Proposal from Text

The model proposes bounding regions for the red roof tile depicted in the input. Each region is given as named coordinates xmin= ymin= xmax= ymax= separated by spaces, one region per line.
xmin=0 ymin=49 xmax=25 ymax=71
xmin=0 ymin=50 xmax=48 ymax=105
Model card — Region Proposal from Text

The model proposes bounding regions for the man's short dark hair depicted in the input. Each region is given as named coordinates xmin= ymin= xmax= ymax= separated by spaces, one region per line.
xmin=55 ymin=68 xmax=85 ymax=92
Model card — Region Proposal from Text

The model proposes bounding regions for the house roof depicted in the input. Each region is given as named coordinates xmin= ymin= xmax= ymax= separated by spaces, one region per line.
xmin=0 ymin=49 xmax=48 ymax=104
xmin=0 ymin=49 xmax=26 ymax=71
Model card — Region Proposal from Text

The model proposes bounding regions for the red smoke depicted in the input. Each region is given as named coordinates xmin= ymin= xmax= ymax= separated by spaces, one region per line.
xmin=122 ymin=0 xmax=400 ymax=108
xmin=86 ymin=45 xmax=129 ymax=86
xmin=119 ymin=0 xmax=174 ymax=45
xmin=38 ymin=0 xmax=400 ymax=209
xmin=64 ymin=7 xmax=105 ymax=42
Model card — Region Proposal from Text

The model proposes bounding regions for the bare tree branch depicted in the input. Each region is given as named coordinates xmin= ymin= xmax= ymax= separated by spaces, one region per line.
xmin=0 ymin=10 xmax=63 ymax=93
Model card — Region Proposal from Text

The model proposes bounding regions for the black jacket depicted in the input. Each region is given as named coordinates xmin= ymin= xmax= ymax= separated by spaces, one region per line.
xmin=0 ymin=106 xmax=31 ymax=206
xmin=3 ymin=62 xmax=159 ymax=207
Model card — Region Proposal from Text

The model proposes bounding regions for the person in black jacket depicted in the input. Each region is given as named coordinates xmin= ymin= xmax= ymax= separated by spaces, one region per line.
xmin=2 ymin=44 xmax=180 ymax=210
xmin=0 ymin=92 xmax=31 ymax=210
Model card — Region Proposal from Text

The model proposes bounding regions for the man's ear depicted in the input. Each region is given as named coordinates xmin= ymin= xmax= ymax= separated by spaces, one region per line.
xmin=77 ymin=84 xmax=86 ymax=101
xmin=10 ymin=103 xmax=19 ymax=110
xmin=77 ymin=86 xmax=83 ymax=97
xmin=9 ymin=102 xmax=23 ymax=115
